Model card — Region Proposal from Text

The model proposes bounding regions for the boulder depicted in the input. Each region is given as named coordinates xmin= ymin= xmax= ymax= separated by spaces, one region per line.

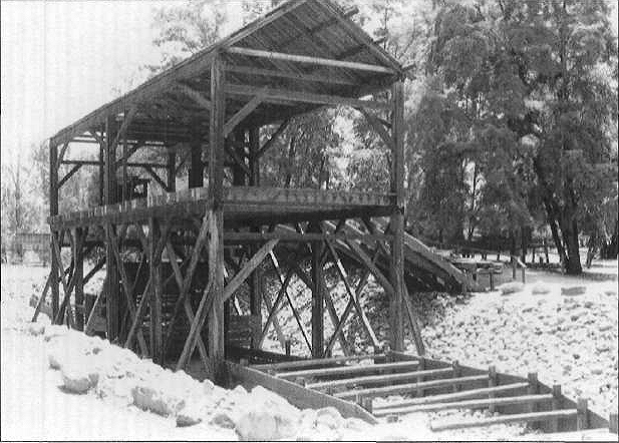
xmin=531 ymin=283 xmax=551 ymax=295
xmin=176 ymin=399 xmax=206 ymax=427
xmin=561 ymin=286 xmax=587 ymax=296
xmin=27 ymin=323 xmax=46 ymax=336
xmin=498 ymin=282 xmax=524 ymax=295
xmin=61 ymin=361 xmax=99 ymax=394
xmin=131 ymin=382 xmax=185 ymax=417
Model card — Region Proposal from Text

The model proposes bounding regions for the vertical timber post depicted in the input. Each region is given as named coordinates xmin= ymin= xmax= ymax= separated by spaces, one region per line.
xmin=105 ymin=114 xmax=120 ymax=341
xmin=208 ymin=54 xmax=225 ymax=380
xmin=73 ymin=227 xmax=84 ymax=330
xmin=389 ymin=80 xmax=405 ymax=352
xmin=249 ymin=126 xmax=262 ymax=348
xmin=311 ymin=224 xmax=324 ymax=358
xmin=188 ymin=126 xmax=203 ymax=189
xmin=49 ymin=143 xmax=60 ymax=319
xmin=149 ymin=217 xmax=163 ymax=363
xmin=167 ymin=149 xmax=176 ymax=192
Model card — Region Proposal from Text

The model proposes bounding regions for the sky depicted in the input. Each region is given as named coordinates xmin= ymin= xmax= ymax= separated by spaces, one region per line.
xmin=0 ymin=0 xmax=245 ymax=167
xmin=1 ymin=1 xmax=618 ymax=168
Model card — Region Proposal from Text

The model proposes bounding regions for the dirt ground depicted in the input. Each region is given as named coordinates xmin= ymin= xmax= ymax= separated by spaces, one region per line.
xmin=1 ymin=262 xmax=617 ymax=441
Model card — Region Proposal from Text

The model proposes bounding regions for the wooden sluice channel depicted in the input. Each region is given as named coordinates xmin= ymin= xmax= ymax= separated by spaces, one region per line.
xmin=231 ymin=351 xmax=615 ymax=434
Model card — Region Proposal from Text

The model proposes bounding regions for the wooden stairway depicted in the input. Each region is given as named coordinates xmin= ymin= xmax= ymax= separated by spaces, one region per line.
xmin=234 ymin=351 xmax=615 ymax=434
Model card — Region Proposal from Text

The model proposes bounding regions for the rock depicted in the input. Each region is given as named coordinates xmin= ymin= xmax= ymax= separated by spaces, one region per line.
xmin=591 ymin=366 xmax=604 ymax=375
xmin=61 ymin=361 xmax=99 ymax=394
xmin=531 ymin=283 xmax=551 ymax=295
xmin=27 ymin=323 xmax=46 ymax=336
xmin=561 ymin=286 xmax=586 ymax=296
xmin=176 ymin=399 xmax=205 ymax=427
xmin=314 ymin=407 xmax=343 ymax=430
xmin=131 ymin=383 xmax=185 ymax=417
xmin=498 ymin=282 xmax=524 ymax=295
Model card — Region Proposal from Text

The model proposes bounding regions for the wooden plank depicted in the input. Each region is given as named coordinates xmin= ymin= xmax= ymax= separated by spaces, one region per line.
xmin=252 ymin=354 xmax=387 ymax=371
xmin=58 ymin=164 xmax=82 ymax=189
xmin=124 ymin=279 xmax=151 ymax=348
xmin=72 ymin=228 xmax=85 ymax=330
xmin=108 ymin=229 xmax=148 ymax=355
xmin=269 ymin=251 xmax=312 ymax=353
xmin=226 ymin=65 xmax=357 ymax=86
xmin=278 ymin=360 xmax=420 ymax=380
xmin=165 ymin=241 xmax=209 ymax=370
xmin=31 ymin=273 xmax=52 ymax=322
xmin=358 ymin=108 xmax=394 ymax=151
xmin=307 ymin=367 xmax=454 ymax=390
xmin=226 ymin=361 xmax=378 ymax=424
xmin=345 ymin=239 xmax=394 ymax=294
xmin=225 ymin=83 xmax=390 ymax=110
xmin=223 ymin=94 xmax=264 ymax=136
xmin=324 ymin=238 xmax=379 ymax=348
xmin=226 ymin=47 xmax=395 ymax=74
xmin=374 ymin=394 xmax=554 ymax=416
xmin=402 ymin=283 xmax=425 ymax=356
xmin=431 ymin=409 xmax=578 ymax=431
xmin=257 ymin=119 xmax=290 ymax=158
xmin=258 ymin=268 xmax=294 ymax=348
xmin=335 ymin=374 xmax=489 ymax=400
xmin=222 ymin=239 xmax=278 ymax=302
xmin=373 ymin=382 xmax=531 ymax=409
xmin=174 ymin=83 xmax=211 ymax=109
xmin=84 ymin=278 xmax=106 ymax=336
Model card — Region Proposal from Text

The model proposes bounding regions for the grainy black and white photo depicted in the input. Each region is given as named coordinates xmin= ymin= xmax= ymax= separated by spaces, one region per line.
xmin=1 ymin=0 xmax=618 ymax=440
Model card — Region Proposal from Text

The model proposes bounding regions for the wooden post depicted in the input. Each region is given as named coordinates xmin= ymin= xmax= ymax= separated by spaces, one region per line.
xmin=452 ymin=361 xmax=461 ymax=393
xmin=105 ymin=115 xmax=120 ymax=341
xmin=609 ymin=412 xmax=618 ymax=434
xmin=167 ymin=150 xmax=176 ymax=192
xmin=73 ymin=228 xmax=84 ymax=330
xmin=521 ymin=266 xmax=526 ymax=283
xmin=488 ymin=365 xmax=498 ymax=414
xmin=98 ymin=134 xmax=105 ymax=204
xmin=149 ymin=218 xmax=163 ymax=363
xmin=489 ymin=272 xmax=495 ymax=291
xmin=285 ymin=339 xmax=291 ymax=356
xmin=207 ymin=55 xmax=226 ymax=381
xmin=551 ymin=384 xmax=562 ymax=433
xmin=512 ymin=257 xmax=517 ymax=280
xmin=311 ymin=226 xmax=324 ymax=359
xmin=188 ymin=127 xmax=203 ymax=188
xmin=389 ymin=80 xmax=405 ymax=352
xmin=417 ymin=357 xmax=425 ymax=397
xmin=248 ymin=127 xmax=262 ymax=349
xmin=527 ymin=372 xmax=538 ymax=421
xmin=576 ymin=398 xmax=588 ymax=430
xmin=249 ymin=126 xmax=260 ymax=187
xmin=49 ymin=143 xmax=60 ymax=319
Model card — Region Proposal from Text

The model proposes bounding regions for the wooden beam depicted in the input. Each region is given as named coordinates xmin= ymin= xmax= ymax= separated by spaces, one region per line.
xmin=224 ymin=94 xmax=265 ymax=137
xmin=58 ymin=164 xmax=82 ymax=189
xmin=226 ymin=47 xmax=395 ymax=74
xmin=31 ymin=273 xmax=52 ymax=323
xmin=308 ymin=367 xmax=454 ymax=390
xmin=72 ymin=228 xmax=85 ymax=330
xmin=358 ymin=108 xmax=394 ymax=151
xmin=49 ymin=144 xmax=60 ymax=319
xmin=226 ymin=84 xmax=390 ymax=110
xmin=252 ymin=354 xmax=385 ymax=371
xmin=257 ymin=119 xmax=290 ymax=158
xmin=149 ymin=218 xmax=163 ymax=363
xmin=174 ymin=83 xmax=212 ymax=109
xmin=226 ymin=65 xmax=357 ymax=86
xmin=335 ymin=374 xmax=489 ymax=400
xmin=430 ymin=409 xmax=578 ymax=432
xmin=278 ymin=360 xmax=420 ymax=380
xmin=143 ymin=165 xmax=169 ymax=191
xmin=222 ymin=239 xmax=278 ymax=302
xmin=375 ymin=394 xmax=554 ymax=416
xmin=311 ymin=229 xmax=324 ymax=359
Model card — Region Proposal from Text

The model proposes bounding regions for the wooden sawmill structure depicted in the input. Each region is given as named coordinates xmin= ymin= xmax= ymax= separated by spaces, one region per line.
xmin=34 ymin=1 xmax=618 ymax=434
xmin=42 ymin=0 xmax=440 ymax=380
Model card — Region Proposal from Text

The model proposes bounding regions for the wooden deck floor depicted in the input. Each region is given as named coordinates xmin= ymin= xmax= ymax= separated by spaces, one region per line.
xmin=49 ymin=186 xmax=393 ymax=228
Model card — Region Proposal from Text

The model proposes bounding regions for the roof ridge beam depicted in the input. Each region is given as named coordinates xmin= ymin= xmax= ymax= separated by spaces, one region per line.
xmin=225 ymin=47 xmax=395 ymax=74
xmin=225 ymin=84 xmax=390 ymax=110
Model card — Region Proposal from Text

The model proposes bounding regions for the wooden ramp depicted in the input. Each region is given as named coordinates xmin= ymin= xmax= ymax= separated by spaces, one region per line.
xmin=231 ymin=351 xmax=615 ymax=434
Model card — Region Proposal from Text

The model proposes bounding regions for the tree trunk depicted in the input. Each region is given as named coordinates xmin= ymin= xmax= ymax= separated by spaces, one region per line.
xmin=559 ymin=214 xmax=582 ymax=274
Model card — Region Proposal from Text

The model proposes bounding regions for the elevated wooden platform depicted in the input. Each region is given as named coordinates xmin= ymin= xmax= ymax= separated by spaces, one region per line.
xmin=49 ymin=186 xmax=392 ymax=229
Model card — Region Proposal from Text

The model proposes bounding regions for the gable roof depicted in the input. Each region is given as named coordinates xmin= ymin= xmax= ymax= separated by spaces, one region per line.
xmin=51 ymin=0 xmax=404 ymax=147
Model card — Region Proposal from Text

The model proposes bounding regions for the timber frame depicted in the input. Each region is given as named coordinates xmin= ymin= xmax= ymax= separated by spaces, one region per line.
xmin=40 ymin=0 xmax=426 ymax=381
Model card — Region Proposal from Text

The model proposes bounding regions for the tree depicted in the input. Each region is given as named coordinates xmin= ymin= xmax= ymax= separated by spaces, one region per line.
xmin=417 ymin=0 xmax=618 ymax=273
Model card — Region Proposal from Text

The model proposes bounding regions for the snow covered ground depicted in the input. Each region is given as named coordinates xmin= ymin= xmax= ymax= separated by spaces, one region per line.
xmin=1 ymin=263 xmax=617 ymax=441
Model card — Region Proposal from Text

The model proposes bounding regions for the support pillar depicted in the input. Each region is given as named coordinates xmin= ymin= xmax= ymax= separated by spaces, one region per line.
xmin=167 ymin=150 xmax=176 ymax=192
xmin=105 ymin=114 xmax=120 ymax=341
xmin=389 ymin=80 xmax=405 ymax=351
xmin=49 ymin=143 xmax=59 ymax=319
xmin=311 ymin=225 xmax=324 ymax=358
xmin=207 ymin=55 xmax=226 ymax=380
xmin=73 ymin=227 xmax=84 ymax=330
xmin=188 ymin=126 xmax=203 ymax=188
xmin=248 ymin=126 xmax=263 ymax=348
xmin=149 ymin=217 xmax=163 ymax=363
